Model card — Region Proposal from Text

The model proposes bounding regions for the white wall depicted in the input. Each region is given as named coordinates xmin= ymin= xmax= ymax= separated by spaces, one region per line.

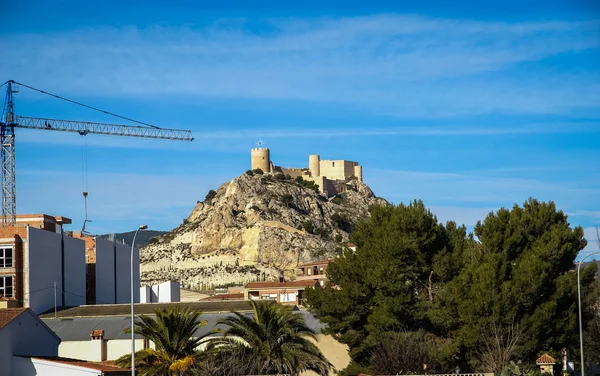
xmin=96 ymin=238 xmax=139 ymax=304
xmin=64 ymin=235 xmax=86 ymax=307
xmin=140 ymin=281 xmax=180 ymax=303
xmin=95 ymin=237 xmax=116 ymax=304
xmin=0 ymin=310 xmax=60 ymax=376
xmin=26 ymin=227 xmax=85 ymax=314
xmin=12 ymin=356 xmax=103 ymax=376
xmin=116 ymin=241 xmax=139 ymax=304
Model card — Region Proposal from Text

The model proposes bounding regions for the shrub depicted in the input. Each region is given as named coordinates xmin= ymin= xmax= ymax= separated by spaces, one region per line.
xmin=331 ymin=212 xmax=353 ymax=232
xmin=281 ymin=194 xmax=294 ymax=206
xmin=249 ymin=205 xmax=261 ymax=212
xmin=335 ymin=233 xmax=343 ymax=242
xmin=302 ymin=220 xmax=315 ymax=234
xmin=205 ymin=189 xmax=217 ymax=203
xmin=245 ymin=170 xmax=254 ymax=176
xmin=252 ymin=168 xmax=264 ymax=175
xmin=275 ymin=173 xmax=286 ymax=181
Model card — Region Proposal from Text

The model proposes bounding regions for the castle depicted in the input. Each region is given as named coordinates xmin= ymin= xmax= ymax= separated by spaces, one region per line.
xmin=251 ymin=147 xmax=363 ymax=197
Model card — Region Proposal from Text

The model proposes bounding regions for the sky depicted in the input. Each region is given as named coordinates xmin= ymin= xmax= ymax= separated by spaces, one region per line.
xmin=1 ymin=0 xmax=599 ymax=258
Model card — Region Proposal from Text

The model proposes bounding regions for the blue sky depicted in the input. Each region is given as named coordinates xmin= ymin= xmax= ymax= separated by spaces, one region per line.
xmin=1 ymin=0 xmax=599 ymax=258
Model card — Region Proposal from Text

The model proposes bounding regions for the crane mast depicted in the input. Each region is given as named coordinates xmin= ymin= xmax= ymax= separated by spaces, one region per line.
xmin=0 ymin=80 xmax=194 ymax=227
xmin=1 ymin=81 xmax=17 ymax=227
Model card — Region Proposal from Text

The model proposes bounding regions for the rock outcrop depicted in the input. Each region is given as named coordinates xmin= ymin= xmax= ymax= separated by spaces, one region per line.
xmin=140 ymin=173 xmax=386 ymax=290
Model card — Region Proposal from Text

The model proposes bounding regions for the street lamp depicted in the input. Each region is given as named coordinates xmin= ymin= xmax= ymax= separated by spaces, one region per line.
xmin=131 ymin=224 xmax=147 ymax=376
xmin=577 ymin=251 xmax=600 ymax=376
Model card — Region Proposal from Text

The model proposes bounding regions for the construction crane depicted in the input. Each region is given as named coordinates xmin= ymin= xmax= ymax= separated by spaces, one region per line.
xmin=0 ymin=80 xmax=194 ymax=227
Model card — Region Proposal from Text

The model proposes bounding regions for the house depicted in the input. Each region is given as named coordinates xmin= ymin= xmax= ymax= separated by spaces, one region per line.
xmin=0 ymin=308 xmax=61 ymax=375
xmin=0 ymin=214 xmax=86 ymax=314
xmin=244 ymin=280 xmax=320 ymax=306
xmin=295 ymin=259 xmax=332 ymax=286
xmin=536 ymin=353 xmax=557 ymax=375
xmin=41 ymin=300 xmax=350 ymax=376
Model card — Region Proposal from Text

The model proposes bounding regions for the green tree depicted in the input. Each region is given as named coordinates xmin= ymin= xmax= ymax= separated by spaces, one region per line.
xmin=433 ymin=198 xmax=596 ymax=370
xmin=208 ymin=300 xmax=332 ymax=375
xmin=305 ymin=200 xmax=458 ymax=369
xmin=115 ymin=307 xmax=214 ymax=375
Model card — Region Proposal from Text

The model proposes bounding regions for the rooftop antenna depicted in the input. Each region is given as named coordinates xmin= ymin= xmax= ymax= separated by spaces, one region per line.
xmin=256 ymin=139 xmax=265 ymax=148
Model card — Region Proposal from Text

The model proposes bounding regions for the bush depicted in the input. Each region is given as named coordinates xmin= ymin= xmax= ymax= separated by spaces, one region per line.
xmin=249 ymin=205 xmax=261 ymax=212
xmin=331 ymin=212 xmax=353 ymax=232
xmin=245 ymin=170 xmax=254 ymax=176
xmin=281 ymin=194 xmax=294 ymax=206
xmin=301 ymin=220 xmax=315 ymax=234
xmin=335 ymin=233 xmax=343 ymax=242
xmin=252 ymin=168 xmax=264 ymax=175
xmin=260 ymin=175 xmax=272 ymax=183
xmin=205 ymin=189 xmax=217 ymax=203
xmin=275 ymin=173 xmax=286 ymax=181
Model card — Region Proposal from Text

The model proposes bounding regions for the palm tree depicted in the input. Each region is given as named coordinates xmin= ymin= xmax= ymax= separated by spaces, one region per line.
xmin=208 ymin=300 xmax=333 ymax=376
xmin=116 ymin=307 xmax=215 ymax=375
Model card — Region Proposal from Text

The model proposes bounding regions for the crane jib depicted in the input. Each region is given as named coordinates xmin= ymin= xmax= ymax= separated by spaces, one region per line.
xmin=14 ymin=116 xmax=194 ymax=141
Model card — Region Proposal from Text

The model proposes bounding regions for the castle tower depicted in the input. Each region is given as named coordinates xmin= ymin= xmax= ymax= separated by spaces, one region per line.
xmin=251 ymin=148 xmax=270 ymax=173
xmin=309 ymin=154 xmax=320 ymax=177
xmin=354 ymin=165 xmax=363 ymax=182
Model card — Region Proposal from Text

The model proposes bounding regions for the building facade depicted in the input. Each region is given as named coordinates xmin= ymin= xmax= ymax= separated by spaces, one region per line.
xmin=0 ymin=215 xmax=86 ymax=314
xmin=244 ymin=280 xmax=319 ymax=306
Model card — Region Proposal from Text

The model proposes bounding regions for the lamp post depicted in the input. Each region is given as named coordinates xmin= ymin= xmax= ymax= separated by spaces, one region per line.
xmin=131 ymin=224 xmax=147 ymax=376
xmin=577 ymin=251 xmax=600 ymax=376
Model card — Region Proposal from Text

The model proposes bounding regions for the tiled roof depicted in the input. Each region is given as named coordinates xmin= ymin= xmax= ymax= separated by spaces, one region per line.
xmin=536 ymin=354 xmax=557 ymax=364
xmin=0 ymin=308 xmax=28 ymax=330
xmin=202 ymin=293 xmax=244 ymax=301
xmin=31 ymin=357 xmax=128 ymax=373
xmin=297 ymin=259 xmax=332 ymax=267
xmin=246 ymin=280 xmax=318 ymax=289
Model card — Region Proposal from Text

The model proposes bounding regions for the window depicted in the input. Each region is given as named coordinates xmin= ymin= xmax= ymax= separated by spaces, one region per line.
xmin=0 ymin=247 xmax=13 ymax=268
xmin=0 ymin=275 xmax=13 ymax=297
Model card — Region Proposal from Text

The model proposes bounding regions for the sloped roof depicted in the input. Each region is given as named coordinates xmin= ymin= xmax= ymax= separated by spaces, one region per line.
xmin=43 ymin=311 xmax=327 ymax=341
xmin=536 ymin=354 xmax=557 ymax=364
xmin=246 ymin=280 xmax=318 ymax=289
xmin=0 ymin=308 xmax=28 ymax=329
xmin=31 ymin=357 xmax=128 ymax=373
xmin=39 ymin=301 xmax=254 ymax=319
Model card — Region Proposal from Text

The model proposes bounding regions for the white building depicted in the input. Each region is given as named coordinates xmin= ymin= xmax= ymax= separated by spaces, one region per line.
xmin=94 ymin=237 xmax=140 ymax=305
xmin=140 ymin=281 xmax=180 ymax=303
xmin=0 ymin=308 xmax=61 ymax=375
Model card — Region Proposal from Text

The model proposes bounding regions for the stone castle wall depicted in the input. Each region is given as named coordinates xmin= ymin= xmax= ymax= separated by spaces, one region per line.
xmin=249 ymin=148 xmax=362 ymax=195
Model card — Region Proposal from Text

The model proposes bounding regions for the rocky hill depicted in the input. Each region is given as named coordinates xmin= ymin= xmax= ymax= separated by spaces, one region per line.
xmin=140 ymin=172 xmax=386 ymax=290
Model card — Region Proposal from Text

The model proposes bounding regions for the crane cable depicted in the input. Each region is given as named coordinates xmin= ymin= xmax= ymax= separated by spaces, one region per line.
xmin=7 ymin=80 xmax=161 ymax=129
xmin=80 ymin=134 xmax=90 ymax=233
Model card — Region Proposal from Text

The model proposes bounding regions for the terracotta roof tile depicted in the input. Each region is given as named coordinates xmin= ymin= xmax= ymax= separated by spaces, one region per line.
xmin=90 ymin=329 xmax=104 ymax=337
xmin=0 ymin=308 xmax=28 ymax=330
xmin=202 ymin=293 xmax=244 ymax=301
xmin=245 ymin=280 xmax=318 ymax=289
xmin=32 ymin=357 xmax=129 ymax=372
xmin=297 ymin=259 xmax=332 ymax=267
xmin=536 ymin=354 xmax=557 ymax=364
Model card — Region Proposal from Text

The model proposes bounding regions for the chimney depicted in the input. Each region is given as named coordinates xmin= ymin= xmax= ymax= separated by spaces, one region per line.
xmin=90 ymin=329 xmax=107 ymax=361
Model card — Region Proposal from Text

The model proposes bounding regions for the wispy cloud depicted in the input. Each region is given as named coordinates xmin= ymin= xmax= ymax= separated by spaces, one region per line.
xmin=2 ymin=14 xmax=598 ymax=117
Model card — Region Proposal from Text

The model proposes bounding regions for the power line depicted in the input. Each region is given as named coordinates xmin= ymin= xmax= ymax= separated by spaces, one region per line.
xmin=10 ymin=80 xmax=161 ymax=129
